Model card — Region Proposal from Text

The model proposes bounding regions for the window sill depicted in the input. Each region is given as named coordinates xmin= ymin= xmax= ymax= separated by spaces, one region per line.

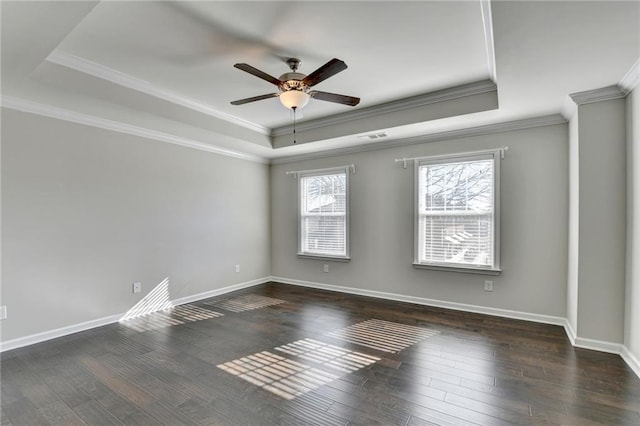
xmin=413 ymin=263 xmax=502 ymax=275
xmin=297 ymin=253 xmax=351 ymax=263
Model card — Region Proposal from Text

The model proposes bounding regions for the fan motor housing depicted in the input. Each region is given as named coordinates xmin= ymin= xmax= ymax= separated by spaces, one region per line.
xmin=279 ymin=72 xmax=307 ymax=91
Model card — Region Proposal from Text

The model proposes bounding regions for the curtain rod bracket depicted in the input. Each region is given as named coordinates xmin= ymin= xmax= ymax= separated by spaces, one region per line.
xmin=501 ymin=146 xmax=509 ymax=159
xmin=394 ymin=158 xmax=408 ymax=169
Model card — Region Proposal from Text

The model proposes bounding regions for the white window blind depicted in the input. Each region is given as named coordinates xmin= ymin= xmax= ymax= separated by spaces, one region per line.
xmin=415 ymin=151 xmax=500 ymax=272
xmin=298 ymin=169 xmax=349 ymax=259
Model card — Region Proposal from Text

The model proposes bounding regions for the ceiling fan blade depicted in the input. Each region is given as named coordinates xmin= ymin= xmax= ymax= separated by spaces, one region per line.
xmin=234 ymin=63 xmax=282 ymax=86
xmin=310 ymin=91 xmax=360 ymax=106
xmin=167 ymin=3 xmax=293 ymax=62
xmin=302 ymin=58 xmax=348 ymax=87
xmin=230 ymin=93 xmax=279 ymax=105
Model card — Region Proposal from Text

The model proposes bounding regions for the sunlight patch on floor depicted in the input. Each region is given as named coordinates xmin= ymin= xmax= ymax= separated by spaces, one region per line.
xmin=326 ymin=319 xmax=440 ymax=353
xmin=274 ymin=338 xmax=380 ymax=373
xmin=121 ymin=304 xmax=223 ymax=332
xmin=217 ymin=351 xmax=339 ymax=400
xmin=204 ymin=294 xmax=286 ymax=312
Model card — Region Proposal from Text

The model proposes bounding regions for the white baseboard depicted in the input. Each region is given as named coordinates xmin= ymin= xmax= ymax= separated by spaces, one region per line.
xmin=560 ymin=315 xmax=623 ymax=357
xmin=271 ymin=276 xmax=566 ymax=327
xmin=621 ymin=346 xmax=640 ymax=379
xmin=4 ymin=275 xmax=639 ymax=380
xmin=0 ymin=277 xmax=270 ymax=353
xmin=171 ymin=277 xmax=269 ymax=306
xmin=272 ymin=276 xmax=640 ymax=379
xmin=271 ymin=277 xmax=640 ymax=377
xmin=573 ymin=337 xmax=624 ymax=355
xmin=0 ymin=313 xmax=122 ymax=353
xmin=563 ymin=318 xmax=577 ymax=346
xmin=571 ymin=337 xmax=640 ymax=380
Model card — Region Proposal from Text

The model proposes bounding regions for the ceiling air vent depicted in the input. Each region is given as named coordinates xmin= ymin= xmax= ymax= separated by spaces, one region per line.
xmin=358 ymin=132 xmax=388 ymax=140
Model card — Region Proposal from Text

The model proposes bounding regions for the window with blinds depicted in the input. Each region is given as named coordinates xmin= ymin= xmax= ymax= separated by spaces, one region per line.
xmin=415 ymin=152 xmax=500 ymax=272
xmin=298 ymin=169 xmax=349 ymax=259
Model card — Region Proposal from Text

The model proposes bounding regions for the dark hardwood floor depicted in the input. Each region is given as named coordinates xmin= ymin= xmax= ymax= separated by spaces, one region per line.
xmin=2 ymin=282 xmax=639 ymax=425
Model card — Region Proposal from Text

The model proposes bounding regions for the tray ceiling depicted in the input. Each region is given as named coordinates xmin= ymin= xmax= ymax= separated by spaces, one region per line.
xmin=1 ymin=1 xmax=637 ymax=161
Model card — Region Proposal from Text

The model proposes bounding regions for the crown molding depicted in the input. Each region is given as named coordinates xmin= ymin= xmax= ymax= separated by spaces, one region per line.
xmin=270 ymin=114 xmax=566 ymax=164
xmin=480 ymin=0 xmax=497 ymax=83
xmin=1 ymin=95 xmax=267 ymax=163
xmin=560 ymin=95 xmax=578 ymax=120
xmin=46 ymin=50 xmax=270 ymax=136
xmin=559 ymin=59 xmax=639 ymax=119
xmin=569 ymin=85 xmax=627 ymax=106
xmin=271 ymin=79 xmax=498 ymax=137
xmin=619 ymin=58 xmax=640 ymax=94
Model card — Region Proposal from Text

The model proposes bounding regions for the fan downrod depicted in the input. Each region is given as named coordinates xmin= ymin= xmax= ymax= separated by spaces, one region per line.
xmin=286 ymin=58 xmax=301 ymax=72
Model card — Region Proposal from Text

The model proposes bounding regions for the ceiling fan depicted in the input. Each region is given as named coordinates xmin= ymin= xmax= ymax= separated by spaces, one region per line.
xmin=230 ymin=58 xmax=360 ymax=111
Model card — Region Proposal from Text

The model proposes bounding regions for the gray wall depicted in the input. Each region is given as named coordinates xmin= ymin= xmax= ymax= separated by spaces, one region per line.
xmin=575 ymin=99 xmax=627 ymax=343
xmin=271 ymin=124 xmax=569 ymax=317
xmin=567 ymin=112 xmax=579 ymax=335
xmin=1 ymin=108 xmax=271 ymax=342
xmin=626 ymin=87 xmax=640 ymax=360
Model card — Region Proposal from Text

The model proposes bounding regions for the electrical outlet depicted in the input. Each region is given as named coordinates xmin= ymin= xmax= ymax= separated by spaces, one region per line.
xmin=0 ymin=306 xmax=6 ymax=320
xmin=133 ymin=282 xmax=142 ymax=294
xmin=484 ymin=280 xmax=493 ymax=292
xmin=323 ymin=264 xmax=329 ymax=273
xmin=235 ymin=264 xmax=240 ymax=273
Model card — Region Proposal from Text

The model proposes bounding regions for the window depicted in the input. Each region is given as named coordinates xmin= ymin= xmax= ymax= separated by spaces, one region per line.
xmin=415 ymin=151 xmax=500 ymax=273
xmin=298 ymin=168 xmax=349 ymax=260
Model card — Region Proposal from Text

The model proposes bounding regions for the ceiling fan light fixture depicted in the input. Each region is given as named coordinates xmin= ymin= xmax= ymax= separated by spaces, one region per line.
xmin=279 ymin=90 xmax=310 ymax=110
xmin=231 ymin=57 xmax=359 ymax=110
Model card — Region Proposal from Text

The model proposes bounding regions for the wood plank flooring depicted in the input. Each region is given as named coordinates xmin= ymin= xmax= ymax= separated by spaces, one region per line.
xmin=2 ymin=282 xmax=639 ymax=425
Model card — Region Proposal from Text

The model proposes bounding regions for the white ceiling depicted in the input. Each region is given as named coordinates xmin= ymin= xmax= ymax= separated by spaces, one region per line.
xmin=1 ymin=1 xmax=638 ymax=161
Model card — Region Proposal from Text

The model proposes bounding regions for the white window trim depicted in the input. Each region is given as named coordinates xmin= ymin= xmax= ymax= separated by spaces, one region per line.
xmin=296 ymin=166 xmax=351 ymax=262
xmin=413 ymin=149 xmax=502 ymax=274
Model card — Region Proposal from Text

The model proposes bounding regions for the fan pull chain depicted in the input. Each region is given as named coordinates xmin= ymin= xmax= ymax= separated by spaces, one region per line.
xmin=292 ymin=106 xmax=297 ymax=144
